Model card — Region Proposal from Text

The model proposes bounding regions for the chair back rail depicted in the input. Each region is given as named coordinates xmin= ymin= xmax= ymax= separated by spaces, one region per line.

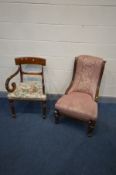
xmin=15 ymin=57 xmax=46 ymax=66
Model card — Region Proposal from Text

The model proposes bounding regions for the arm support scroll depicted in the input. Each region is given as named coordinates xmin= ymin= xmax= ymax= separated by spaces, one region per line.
xmin=5 ymin=67 xmax=20 ymax=92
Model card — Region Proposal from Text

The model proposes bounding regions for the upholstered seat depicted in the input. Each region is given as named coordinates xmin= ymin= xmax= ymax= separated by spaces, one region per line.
xmin=8 ymin=82 xmax=46 ymax=100
xmin=55 ymin=92 xmax=97 ymax=121
xmin=54 ymin=55 xmax=106 ymax=136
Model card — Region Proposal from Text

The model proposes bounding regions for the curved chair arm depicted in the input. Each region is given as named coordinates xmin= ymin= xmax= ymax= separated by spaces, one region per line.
xmin=5 ymin=67 xmax=20 ymax=92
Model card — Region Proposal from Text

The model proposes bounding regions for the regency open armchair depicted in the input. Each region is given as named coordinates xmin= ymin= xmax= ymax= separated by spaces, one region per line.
xmin=5 ymin=57 xmax=47 ymax=118
xmin=54 ymin=55 xmax=106 ymax=136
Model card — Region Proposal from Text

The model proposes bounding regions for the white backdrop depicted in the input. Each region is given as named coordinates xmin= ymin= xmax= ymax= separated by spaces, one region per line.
xmin=0 ymin=0 xmax=116 ymax=96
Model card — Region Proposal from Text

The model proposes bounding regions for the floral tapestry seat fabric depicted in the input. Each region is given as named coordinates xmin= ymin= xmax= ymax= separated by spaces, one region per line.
xmin=8 ymin=81 xmax=46 ymax=101
xmin=54 ymin=55 xmax=106 ymax=136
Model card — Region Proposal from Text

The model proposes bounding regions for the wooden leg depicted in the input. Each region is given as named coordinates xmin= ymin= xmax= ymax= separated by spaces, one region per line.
xmin=87 ymin=120 xmax=96 ymax=137
xmin=9 ymin=99 xmax=16 ymax=118
xmin=42 ymin=101 xmax=47 ymax=119
xmin=54 ymin=109 xmax=60 ymax=124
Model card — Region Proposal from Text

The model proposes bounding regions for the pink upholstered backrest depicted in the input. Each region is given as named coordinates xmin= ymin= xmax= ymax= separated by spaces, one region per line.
xmin=68 ymin=55 xmax=104 ymax=99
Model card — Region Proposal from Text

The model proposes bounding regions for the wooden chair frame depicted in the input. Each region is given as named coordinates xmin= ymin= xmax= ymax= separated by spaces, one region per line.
xmin=54 ymin=56 xmax=106 ymax=136
xmin=5 ymin=57 xmax=47 ymax=119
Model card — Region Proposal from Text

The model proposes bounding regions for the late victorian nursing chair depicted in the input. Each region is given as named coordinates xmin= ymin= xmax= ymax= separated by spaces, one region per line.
xmin=5 ymin=57 xmax=47 ymax=119
xmin=54 ymin=55 xmax=106 ymax=136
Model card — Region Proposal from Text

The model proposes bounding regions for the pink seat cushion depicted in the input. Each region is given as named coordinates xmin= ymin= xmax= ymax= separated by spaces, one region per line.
xmin=55 ymin=92 xmax=97 ymax=121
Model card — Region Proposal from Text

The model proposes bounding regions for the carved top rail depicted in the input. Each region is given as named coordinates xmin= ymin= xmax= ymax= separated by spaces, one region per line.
xmin=15 ymin=57 xmax=46 ymax=66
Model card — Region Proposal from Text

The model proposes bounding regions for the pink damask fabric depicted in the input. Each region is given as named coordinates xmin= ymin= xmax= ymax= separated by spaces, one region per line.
xmin=68 ymin=55 xmax=104 ymax=99
xmin=55 ymin=92 xmax=97 ymax=121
